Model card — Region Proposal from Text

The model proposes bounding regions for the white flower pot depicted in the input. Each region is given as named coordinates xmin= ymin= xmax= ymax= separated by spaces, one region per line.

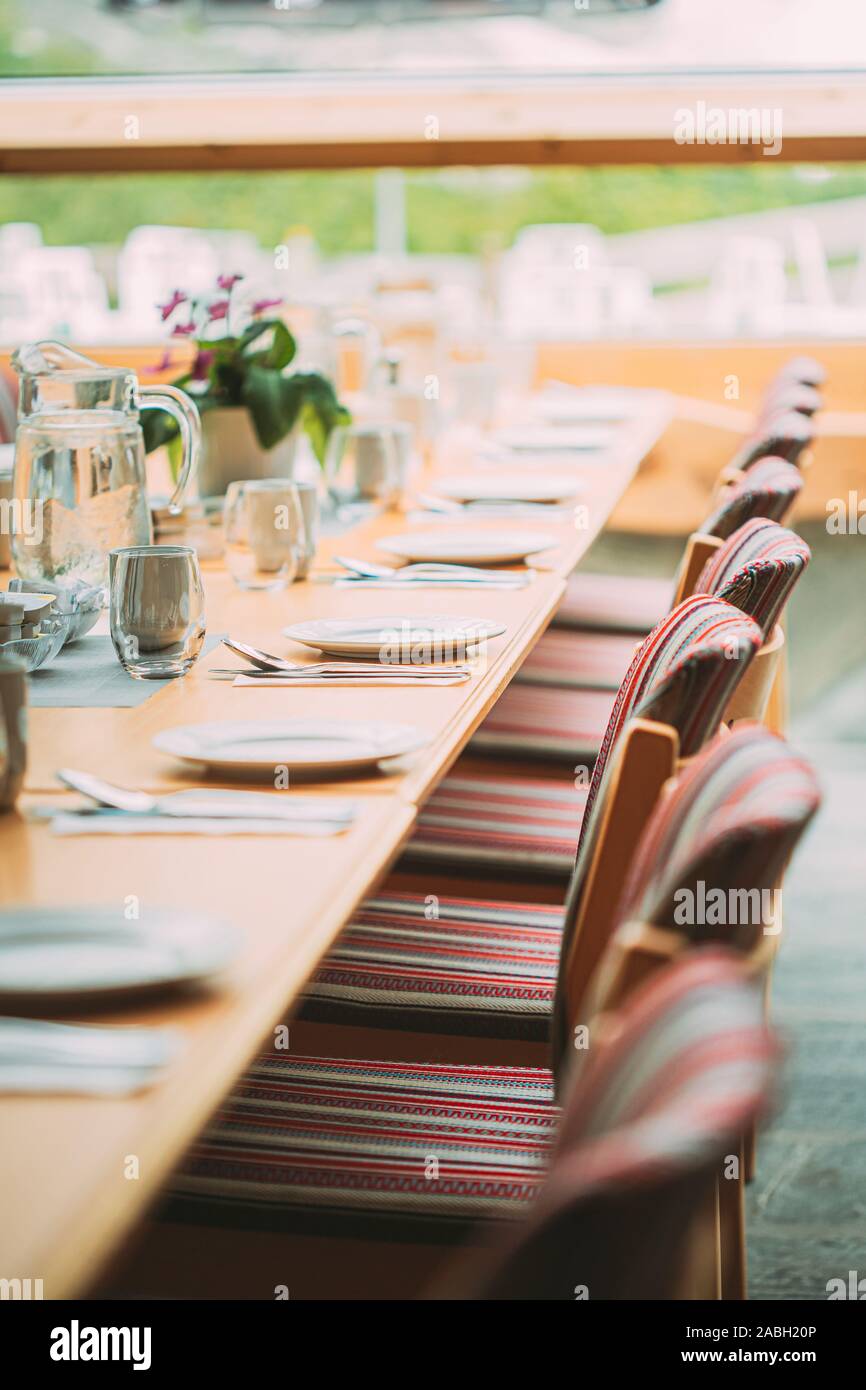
xmin=197 ymin=407 xmax=298 ymax=498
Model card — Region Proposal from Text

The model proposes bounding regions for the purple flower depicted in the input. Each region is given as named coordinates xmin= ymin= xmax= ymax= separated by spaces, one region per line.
xmin=191 ymin=349 xmax=215 ymax=381
xmin=217 ymin=273 xmax=243 ymax=292
xmin=207 ymin=299 xmax=230 ymax=323
xmin=171 ymin=320 xmax=197 ymax=338
xmin=251 ymin=297 xmax=283 ymax=316
xmin=142 ymin=350 xmax=175 ymax=376
xmin=158 ymin=290 xmax=187 ymax=322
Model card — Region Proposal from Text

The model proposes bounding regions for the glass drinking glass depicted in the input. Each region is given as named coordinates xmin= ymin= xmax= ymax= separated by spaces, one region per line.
xmin=324 ymin=424 xmax=401 ymax=514
xmin=109 ymin=545 xmax=205 ymax=680
xmin=223 ymin=479 xmax=306 ymax=592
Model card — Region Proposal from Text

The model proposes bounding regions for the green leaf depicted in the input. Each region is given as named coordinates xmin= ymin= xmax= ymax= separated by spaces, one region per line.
xmin=240 ymin=365 xmax=304 ymax=450
xmin=241 ymin=319 xmax=296 ymax=372
xmin=292 ymin=372 xmax=351 ymax=466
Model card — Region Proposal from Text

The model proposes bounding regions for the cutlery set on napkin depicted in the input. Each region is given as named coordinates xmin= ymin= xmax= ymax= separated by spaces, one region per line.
xmin=39 ymin=768 xmax=359 ymax=838
xmin=324 ymin=556 xmax=533 ymax=590
xmin=211 ymin=636 xmax=474 ymax=685
xmin=0 ymin=1017 xmax=180 ymax=1095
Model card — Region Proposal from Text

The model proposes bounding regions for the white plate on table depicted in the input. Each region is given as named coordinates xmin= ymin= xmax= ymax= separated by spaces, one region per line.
xmin=533 ymin=387 xmax=645 ymax=425
xmin=154 ymin=719 xmax=430 ymax=774
xmin=376 ymin=530 xmax=556 ymax=566
xmin=0 ymin=905 xmax=240 ymax=1002
xmin=491 ymin=425 xmax=614 ymax=453
xmin=431 ymin=474 xmax=583 ymax=504
xmin=284 ymin=615 xmax=505 ymax=658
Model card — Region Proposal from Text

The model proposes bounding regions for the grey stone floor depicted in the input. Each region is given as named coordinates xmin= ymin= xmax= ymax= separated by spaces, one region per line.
xmin=588 ymin=525 xmax=866 ymax=1300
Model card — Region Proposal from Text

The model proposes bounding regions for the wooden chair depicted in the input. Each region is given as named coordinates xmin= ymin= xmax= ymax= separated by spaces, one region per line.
xmin=290 ymin=598 xmax=763 ymax=1068
xmin=99 ymin=953 xmax=780 ymax=1302
xmin=101 ymin=725 xmax=815 ymax=1301
xmin=552 ymin=360 xmax=817 ymax=638
xmin=469 ymin=499 xmax=807 ymax=766
xmin=576 ymin=721 xmax=821 ymax=1296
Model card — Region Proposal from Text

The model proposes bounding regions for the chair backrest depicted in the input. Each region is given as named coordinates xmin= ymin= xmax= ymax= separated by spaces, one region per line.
xmin=617 ymin=722 xmax=821 ymax=951
xmin=765 ymin=355 xmax=827 ymax=391
xmin=701 ymin=456 xmax=804 ymax=540
xmin=695 ymin=518 xmax=811 ymax=638
xmin=758 ymin=381 xmax=821 ymax=422
xmin=551 ymin=597 xmax=764 ymax=1072
xmin=478 ymin=949 xmax=779 ymax=1300
xmin=729 ymin=410 xmax=813 ymax=472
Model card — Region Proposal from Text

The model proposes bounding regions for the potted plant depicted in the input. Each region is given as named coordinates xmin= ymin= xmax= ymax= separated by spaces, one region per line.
xmin=142 ymin=275 xmax=349 ymax=498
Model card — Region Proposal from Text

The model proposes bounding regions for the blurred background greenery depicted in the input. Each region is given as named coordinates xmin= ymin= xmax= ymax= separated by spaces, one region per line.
xmin=3 ymin=166 xmax=866 ymax=257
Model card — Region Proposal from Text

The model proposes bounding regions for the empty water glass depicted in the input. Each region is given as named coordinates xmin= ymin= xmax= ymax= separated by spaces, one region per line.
xmin=223 ymin=479 xmax=306 ymax=591
xmin=109 ymin=545 xmax=205 ymax=679
xmin=324 ymin=424 xmax=401 ymax=511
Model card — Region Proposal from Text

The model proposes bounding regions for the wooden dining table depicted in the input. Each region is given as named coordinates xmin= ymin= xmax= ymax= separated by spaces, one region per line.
xmin=0 ymin=396 xmax=670 ymax=1298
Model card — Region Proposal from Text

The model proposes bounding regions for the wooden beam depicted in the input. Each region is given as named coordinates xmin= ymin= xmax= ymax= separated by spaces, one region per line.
xmin=3 ymin=73 xmax=866 ymax=173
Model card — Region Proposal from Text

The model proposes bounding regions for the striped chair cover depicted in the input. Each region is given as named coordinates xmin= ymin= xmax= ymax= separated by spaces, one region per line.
xmin=544 ymin=458 xmax=801 ymax=643
xmin=511 ymin=465 xmax=802 ymax=700
xmin=694 ymin=518 xmax=811 ymax=639
xmin=166 ymin=951 xmax=778 ymax=1285
xmin=617 ymin=722 xmax=821 ymax=946
xmin=756 ymin=382 xmax=821 ymax=423
xmin=473 ymin=585 xmax=764 ymax=762
xmin=301 ymin=598 xmax=762 ymax=1041
xmin=549 ymin=598 xmax=762 ymax=1064
xmin=166 ymin=724 xmax=807 ymax=1252
xmin=550 ymin=571 xmax=672 ymax=636
xmin=764 ymin=354 xmax=826 ymax=392
xmin=700 ymin=457 xmax=803 ymax=542
xmin=404 ymin=773 xmax=590 ymax=877
xmin=729 ymin=410 xmax=813 ymax=473
xmin=478 ymin=950 xmax=779 ymax=1299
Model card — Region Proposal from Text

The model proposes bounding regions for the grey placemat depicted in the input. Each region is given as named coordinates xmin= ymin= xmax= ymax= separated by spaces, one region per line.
xmin=27 ymin=633 xmax=223 ymax=709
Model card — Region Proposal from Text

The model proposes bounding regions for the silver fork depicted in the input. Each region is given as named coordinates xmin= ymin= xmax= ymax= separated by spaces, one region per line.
xmin=222 ymin=638 xmax=466 ymax=676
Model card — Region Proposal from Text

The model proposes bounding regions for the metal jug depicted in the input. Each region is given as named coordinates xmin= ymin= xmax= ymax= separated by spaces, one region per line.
xmin=10 ymin=341 xmax=200 ymax=589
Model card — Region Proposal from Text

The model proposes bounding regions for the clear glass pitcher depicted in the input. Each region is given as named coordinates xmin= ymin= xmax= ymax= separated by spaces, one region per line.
xmin=10 ymin=341 xmax=200 ymax=588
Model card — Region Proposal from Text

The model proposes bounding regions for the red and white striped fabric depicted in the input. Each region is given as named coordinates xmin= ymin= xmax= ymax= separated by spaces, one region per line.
xmin=695 ymin=517 xmax=811 ymax=638
xmin=617 ymin=721 xmax=821 ymax=941
xmin=303 ymin=892 xmax=563 ymax=1039
xmin=481 ymin=949 xmax=779 ymax=1299
xmin=478 ymin=515 xmax=804 ymax=766
xmin=404 ymin=773 xmax=588 ymax=878
xmin=551 ymin=571 xmax=672 ymax=635
xmin=551 ymin=458 xmax=803 ymax=640
xmin=473 ymin=595 xmax=761 ymax=763
xmin=167 ymin=950 xmax=778 ymax=1285
xmin=729 ymin=411 xmax=813 ymax=473
xmin=515 ymin=628 xmax=639 ymax=692
xmin=299 ymin=598 xmax=762 ymax=1040
xmin=700 ymin=457 xmax=803 ymax=541
xmin=406 ymin=597 xmax=761 ymax=873
xmin=470 ymin=683 xmax=617 ymax=761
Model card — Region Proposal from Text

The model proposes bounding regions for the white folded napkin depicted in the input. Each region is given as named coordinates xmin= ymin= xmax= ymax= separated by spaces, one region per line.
xmin=50 ymin=813 xmax=353 ymax=837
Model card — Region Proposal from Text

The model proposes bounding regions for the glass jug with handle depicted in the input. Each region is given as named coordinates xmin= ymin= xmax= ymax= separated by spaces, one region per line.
xmin=10 ymin=341 xmax=200 ymax=590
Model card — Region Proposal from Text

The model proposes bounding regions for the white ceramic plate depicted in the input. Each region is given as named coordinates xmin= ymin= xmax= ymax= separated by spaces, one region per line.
xmin=431 ymin=474 xmax=583 ymax=504
xmin=376 ymin=530 xmax=556 ymax=565
xmin=534 ymin=387 xmax=645 ymax=425
xmin=0 ymin=906 xmax=240 ymax=1001
xmin=284 ymin=614 xmax=505 ymax=657
xmin=491 ymin=425 xmax=614 ymax=452
xmin=154 ymin=719 xmax=430 ymax=774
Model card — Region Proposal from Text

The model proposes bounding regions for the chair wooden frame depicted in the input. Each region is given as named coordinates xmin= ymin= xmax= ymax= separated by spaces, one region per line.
xmin=581 ymin=896 xmax=783 ymax=1300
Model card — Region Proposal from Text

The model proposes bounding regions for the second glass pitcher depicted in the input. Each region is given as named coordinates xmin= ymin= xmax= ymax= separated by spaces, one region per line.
xmin=10 ymin=341 xmax=200 ymax=588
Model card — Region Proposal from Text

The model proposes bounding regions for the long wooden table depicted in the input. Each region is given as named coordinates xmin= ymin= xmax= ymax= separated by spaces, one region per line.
xmin=0 ymin=398 xmax=669 ymax=1298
